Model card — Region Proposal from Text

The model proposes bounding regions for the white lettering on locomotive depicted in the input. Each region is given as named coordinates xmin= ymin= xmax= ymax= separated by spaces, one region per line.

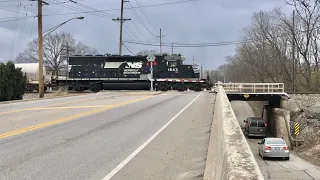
xmin=123 ymin=69 xmax=141 ymax=75
xmin=168 ymin=68 xmax=178 ymax=72
xmin=125 ymin=62 xmax=143 ymax=69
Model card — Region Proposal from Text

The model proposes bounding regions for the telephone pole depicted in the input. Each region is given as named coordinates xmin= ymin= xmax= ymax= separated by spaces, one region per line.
xmin=38 ymin=0 xmax=45 ymax=98
xmin=193 ymin=55 xmax=195 ymax=65
xmin=171 ymin=43 xmax=173 ymax=54
xmin=292 ymin=10 xmax=296 ymax=92
xmin=157 ymin=28 xmax=164 ymax=54
xmin=112 ymin=0 xmax=131 ymax=56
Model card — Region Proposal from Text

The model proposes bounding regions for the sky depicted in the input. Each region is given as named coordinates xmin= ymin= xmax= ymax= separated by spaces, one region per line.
xmin=0 ymin=0 xmax=293 ymax=69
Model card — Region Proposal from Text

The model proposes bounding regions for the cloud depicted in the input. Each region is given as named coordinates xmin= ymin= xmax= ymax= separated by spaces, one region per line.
xmin=0 ymin=0 xmax=293 ymax=69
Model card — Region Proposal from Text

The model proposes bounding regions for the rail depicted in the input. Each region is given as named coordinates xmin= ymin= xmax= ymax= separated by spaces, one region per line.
xmin=215 ymin=83 xmax=285 ymax=93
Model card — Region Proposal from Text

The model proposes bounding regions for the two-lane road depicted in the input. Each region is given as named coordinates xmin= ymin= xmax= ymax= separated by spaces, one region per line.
xmin=0 ymin=91 xmax=214 ymax=180
xmin=231 ymin=101 xmax=320 ymax=180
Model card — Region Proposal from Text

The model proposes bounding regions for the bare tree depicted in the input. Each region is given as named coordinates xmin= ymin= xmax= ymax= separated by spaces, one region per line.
xmin=15 ymin=32 xmax=98 ymax=76
xmin=214 ymin=3 xmax=320 ymax=91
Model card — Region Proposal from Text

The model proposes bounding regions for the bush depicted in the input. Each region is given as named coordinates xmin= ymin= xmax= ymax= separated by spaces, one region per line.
xmin=0 ymin=61 xmax=27 ymax=101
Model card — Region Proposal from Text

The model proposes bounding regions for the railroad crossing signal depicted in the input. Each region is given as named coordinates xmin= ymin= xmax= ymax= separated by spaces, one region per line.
xmin=146 ymin=53 xmax=156 ymax=62
xmin=294 ymin=122 xmax=300 ymax=136
xmin=243 ymin=94 xmax=250 ymax=99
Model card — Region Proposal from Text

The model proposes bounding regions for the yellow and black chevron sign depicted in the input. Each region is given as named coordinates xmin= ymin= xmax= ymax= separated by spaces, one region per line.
xmin=243 ymin=94 xmax=250 ymax=99
xmin=294 ymin=122 xmax=300 ymax=136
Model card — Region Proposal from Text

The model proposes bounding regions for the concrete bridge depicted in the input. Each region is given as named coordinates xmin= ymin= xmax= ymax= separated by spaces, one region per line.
xmin=216 ymin=82 xmax=289 ymax=103
xmin=204 ymin=83 xmax=320 ymax=180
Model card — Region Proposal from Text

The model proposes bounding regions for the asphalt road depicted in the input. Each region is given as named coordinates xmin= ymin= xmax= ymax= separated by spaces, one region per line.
xmin=231 ymin=101 xmax=320 ymax=180
xmin=0 ymin=91 xmax=214 ymax=180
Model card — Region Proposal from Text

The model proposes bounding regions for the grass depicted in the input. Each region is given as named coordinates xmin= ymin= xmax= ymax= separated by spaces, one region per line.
xmin=53 ymin=86 xmax=69 ymax=97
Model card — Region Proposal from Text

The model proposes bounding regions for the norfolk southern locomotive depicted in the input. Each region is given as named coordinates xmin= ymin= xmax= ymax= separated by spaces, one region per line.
xmin=52 ymin=53 xmax=212 ymax=92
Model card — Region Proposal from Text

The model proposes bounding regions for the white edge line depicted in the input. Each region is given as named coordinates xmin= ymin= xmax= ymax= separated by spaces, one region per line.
xmin=101 ymin=92 xmax=202 ymax=180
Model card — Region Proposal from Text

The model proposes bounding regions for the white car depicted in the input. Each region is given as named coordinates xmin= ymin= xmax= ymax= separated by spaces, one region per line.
xmin=257 ymin=137 xmax=290 ymax=160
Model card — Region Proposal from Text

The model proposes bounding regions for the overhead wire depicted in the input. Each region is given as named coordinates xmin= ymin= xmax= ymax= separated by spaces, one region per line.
xmin=1 ymin=0 xmax=197 ymax=19
xmin=10 ymin=1 xmax=23 ymax=59
xmin=67 ymin=0 xmax=118 ymax=17
xmin=127 ymin=1 xmax=156 ymax=37
xmin=133 ymin=0 xmax=158 ymax=32
xmin=46 ymin=0 xmax=117 ymax=19
xmin=122 ymin=42 xmax=134 ymax=55
xmin=124 ymin=2 xmax=153 ymax=50
xmin=123 ymin=39 xmax=254 ymax=47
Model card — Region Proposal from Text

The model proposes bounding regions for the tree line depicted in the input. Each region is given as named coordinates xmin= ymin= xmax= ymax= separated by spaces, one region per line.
xmin=210 ymin=0 xmax=320 ymax=92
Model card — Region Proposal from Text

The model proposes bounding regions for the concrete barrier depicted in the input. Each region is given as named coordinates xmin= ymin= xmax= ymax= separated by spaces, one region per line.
xmin=203 ymin=86 xmax=264 ymax=180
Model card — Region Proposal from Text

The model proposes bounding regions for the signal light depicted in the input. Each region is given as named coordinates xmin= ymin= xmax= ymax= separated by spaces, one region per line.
xmin=153 ymin=61 xmax=157 ymax=66
xmin=146 ymin=62 xmax=149 ymax=66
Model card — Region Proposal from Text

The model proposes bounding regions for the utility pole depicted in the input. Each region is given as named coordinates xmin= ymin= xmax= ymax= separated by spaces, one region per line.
xmin=193 ymin=55 xmax=195 ymax=65
xmin=112 ymin=0 xmax=131 ymax=56
xmin=292 ymin=10 xmax=296 ymax=92
xmin=171 ymin=43 xmax=173 ymax=54
xmin=200 ymin=64 xmax=203 ymax=79
xmin=66 ymin=41 xmax=70 ymax=78
xmin=38 ymin=0 xmax=44 ymax=98
xmin=157 ymin=28 xmax=164 ymax=54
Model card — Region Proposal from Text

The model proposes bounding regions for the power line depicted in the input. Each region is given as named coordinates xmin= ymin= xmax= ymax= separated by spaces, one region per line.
xmin=133 ymin=0 xmax=158 ymax=32
xmin=122 ymin=42 xmax=134 ymax=55
xmin=46 ymin=0 xmax=116 ymax=19
xmin=1 ymin=0 xmax=197 ymax=19
xmin=127 ymin=1 xmax=156 ymax=37
xmin=0 ymin=15 xmax=31 ymax=23
xmin=43 ymin=0 xmax=198 ymax=17
xmin=123 ymin=39 xmax=253 ymax=47
xmin=67 ymin=0 xmax=118 ymax=17
xmin=0 ymin=6 xmax=29 ymax=14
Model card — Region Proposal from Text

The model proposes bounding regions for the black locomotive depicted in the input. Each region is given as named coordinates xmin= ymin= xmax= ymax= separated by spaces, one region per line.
xmin=53 ymin=53 xmax=211 ymax=92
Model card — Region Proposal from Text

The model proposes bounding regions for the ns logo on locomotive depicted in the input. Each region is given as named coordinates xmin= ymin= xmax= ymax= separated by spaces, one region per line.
xmin=124 ymin=62 xmax=143 ymax=75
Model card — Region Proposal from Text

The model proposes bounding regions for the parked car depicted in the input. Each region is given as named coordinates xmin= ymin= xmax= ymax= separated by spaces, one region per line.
xmin=257 ymin=137 xmax=290 ymax=160
xmin=243 ymin=117 xmax=267 ymax=138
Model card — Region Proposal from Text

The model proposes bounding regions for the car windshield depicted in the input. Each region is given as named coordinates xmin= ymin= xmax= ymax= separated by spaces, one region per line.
xmin=266 ymin=139 xmax=285 ymax=144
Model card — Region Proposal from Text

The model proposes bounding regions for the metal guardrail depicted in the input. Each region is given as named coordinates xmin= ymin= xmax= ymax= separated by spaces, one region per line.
xmin=215 ymin=83 xmax=285 ymax=93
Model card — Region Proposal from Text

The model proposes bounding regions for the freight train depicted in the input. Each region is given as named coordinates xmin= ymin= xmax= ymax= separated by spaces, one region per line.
xmin=19 ymin=53 xmax=213 ymax=92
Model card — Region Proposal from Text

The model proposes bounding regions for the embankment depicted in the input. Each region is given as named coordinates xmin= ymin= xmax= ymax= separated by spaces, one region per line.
xmin=203 ymin=86 xmax=264 ymax=180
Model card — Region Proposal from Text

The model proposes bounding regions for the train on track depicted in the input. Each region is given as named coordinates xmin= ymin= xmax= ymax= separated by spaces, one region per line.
xmin=17 ymin=53 xmax=213 ymax=92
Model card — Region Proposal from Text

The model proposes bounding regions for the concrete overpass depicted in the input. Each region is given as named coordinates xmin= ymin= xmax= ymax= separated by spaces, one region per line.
xmin=216 ymin=82 xmax=289 ymax=105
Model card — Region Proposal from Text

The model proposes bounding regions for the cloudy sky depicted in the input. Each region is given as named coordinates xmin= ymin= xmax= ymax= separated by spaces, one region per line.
xmin=0 ymin=0 xmax=293 ymax=69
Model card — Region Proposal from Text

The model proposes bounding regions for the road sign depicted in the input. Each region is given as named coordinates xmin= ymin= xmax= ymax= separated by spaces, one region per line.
xmin=150 ymin=67 xmax=153 ymax=71
xmin=146 ymin=53 xmax=156 ymax=62
xmin=243 ymin=94 xmax=249 ymax=99
xmin=294 ymin=122 xmax=300 ymax=136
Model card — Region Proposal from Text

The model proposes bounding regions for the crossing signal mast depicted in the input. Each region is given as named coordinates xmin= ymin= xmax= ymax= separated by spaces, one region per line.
xmin=113 ymin=0 xmax=131 ymax=56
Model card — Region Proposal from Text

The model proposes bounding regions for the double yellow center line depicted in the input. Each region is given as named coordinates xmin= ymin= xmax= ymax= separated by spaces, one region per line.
xmin=0 ymin=96 xmax=152 ymax=139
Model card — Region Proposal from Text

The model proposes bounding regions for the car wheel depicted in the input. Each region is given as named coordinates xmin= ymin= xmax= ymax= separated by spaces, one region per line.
xmin=285 ymin=157 xmax=290 ymax=160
